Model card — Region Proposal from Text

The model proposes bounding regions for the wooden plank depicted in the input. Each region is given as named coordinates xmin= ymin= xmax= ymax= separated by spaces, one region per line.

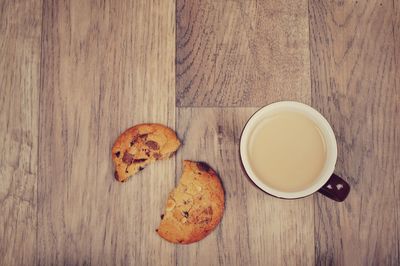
xmin=38 ymin=1 xmax=176 ymax=264
xmin=394 ymin=0 xmax=400 ymax=261
xmin=309 ymin=0 xmax=399 ymax=264
xmin=176 ymin=108 xmax=314 ymax=265
xmin=176 ymin=0 xmax=310 ymax=107
xmin=0 ymin=1 xmax=42 ymax=265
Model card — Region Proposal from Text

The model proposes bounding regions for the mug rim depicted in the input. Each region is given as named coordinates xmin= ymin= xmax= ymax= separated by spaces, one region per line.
xmin=240 ymin=101 xmax=337 ymax=199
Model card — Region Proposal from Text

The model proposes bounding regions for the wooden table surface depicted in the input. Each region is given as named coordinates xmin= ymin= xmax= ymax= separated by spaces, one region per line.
xmin=1 ymin=0 xmax=399 ymax=265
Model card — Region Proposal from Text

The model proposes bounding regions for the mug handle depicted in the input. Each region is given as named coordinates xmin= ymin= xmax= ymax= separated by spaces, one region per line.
xmin=318 ymin=174 xmax=350 ymax=202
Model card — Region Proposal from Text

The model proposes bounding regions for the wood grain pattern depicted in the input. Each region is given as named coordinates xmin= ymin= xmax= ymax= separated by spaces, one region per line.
xmin=393 ymin=0 xmax=400 ymax=262
xmin=176 ymin=108 xmax=314 ymax=265
xmin=176 ymin=0 xmax=310 ymax=107
xmin=38 ymin=0 xmax=175 ymax=264
xmin=0 ymin=1 xmax=42 ymax=265
xmin=1 ymin=0 xmax=399 ymax=264
xmin=309 ymin=0 xmax=399 ymax=264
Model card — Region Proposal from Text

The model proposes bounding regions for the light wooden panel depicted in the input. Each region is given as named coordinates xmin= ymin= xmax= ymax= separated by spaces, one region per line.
xmin=176 ymin=108 xmax=314 ymax=265
xmin=38 ymin=1 xmax=176 ymax=264
xmin=394 ymin=0 xmax=400 ymax=260
xmin=309 ymin=0 xmax=399 ymax=264
xmin=0 ymin=1 xmax=42 ymax=265
xmin=176 ymin=0 xmax=310 ymax=107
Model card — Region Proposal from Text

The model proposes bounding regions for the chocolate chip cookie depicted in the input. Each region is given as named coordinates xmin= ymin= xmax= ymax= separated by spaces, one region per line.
xmin=157 ymin=160 xmax=225 ymax=244
xmin=112 ymin=124 xmax=181 ymax=182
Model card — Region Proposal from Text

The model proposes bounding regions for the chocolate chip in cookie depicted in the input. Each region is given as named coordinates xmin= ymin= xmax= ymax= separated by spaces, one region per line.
xmin=122 ymin=152 xmax=135 ymax=164
xmin=146 ymin=140 xmax=160 ymax=150
xmin=196 ymin=162 xmax=211 ymax=172
xmin=133 ymin=158 xmax=147 ymax=163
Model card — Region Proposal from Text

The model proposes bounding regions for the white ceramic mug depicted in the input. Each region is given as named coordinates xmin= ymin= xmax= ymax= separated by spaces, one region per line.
xmin=240 ymin=101 xmax=350 ymax=201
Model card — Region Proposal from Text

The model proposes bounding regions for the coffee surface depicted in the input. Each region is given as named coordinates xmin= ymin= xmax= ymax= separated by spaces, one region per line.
xmin=248 ymin=111 xmax=326 ymax=192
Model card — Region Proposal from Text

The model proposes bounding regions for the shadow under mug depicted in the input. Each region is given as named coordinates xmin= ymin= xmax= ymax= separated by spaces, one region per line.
xmin=240 ymin=101 xmax=350 ymax=202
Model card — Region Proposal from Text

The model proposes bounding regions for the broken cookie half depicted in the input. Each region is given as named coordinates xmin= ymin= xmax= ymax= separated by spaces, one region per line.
xmin=157 ymin=160 xmax=225 ymax=244
xmin=112 ymin=124 xmax=181 ymax=182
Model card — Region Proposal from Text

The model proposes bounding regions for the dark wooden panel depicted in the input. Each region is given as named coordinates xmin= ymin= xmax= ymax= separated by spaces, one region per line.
xmin=39 ymin=1 xmax=176 ymax=264
xmin=309 ymin=0 xmax=399 ymax=264
xmin=176 ymin=0 xmax=310 ymax=107
xmin=0 ymin=0 xmax=42 ymax=265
